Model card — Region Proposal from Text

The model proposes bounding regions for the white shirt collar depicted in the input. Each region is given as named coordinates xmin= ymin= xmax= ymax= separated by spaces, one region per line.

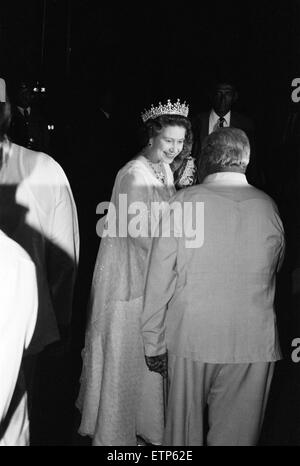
xmin=209 ymin=109 xmax=231 ymax=134
xmin=203 ymin=171 xmax=248 ymax=185
xmin=17 ymin=106 xmax=31 ymax=116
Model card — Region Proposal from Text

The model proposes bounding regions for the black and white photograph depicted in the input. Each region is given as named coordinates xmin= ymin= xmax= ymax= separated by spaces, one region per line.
xmin=1 ymin=0 xmax=300 ymax=450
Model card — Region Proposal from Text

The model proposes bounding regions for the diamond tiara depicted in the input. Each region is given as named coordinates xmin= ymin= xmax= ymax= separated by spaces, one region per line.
xmin=141 ymin=99 xmax=189 ymax=123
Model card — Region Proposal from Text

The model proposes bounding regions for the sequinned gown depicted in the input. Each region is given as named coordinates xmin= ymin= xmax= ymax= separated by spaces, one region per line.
xmin=77 ymin=155 xmax=176 ymax=445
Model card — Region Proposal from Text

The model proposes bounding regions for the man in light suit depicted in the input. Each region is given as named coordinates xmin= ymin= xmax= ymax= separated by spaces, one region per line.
xmin=192 ymin=81 xmax=263 ymax=188
xmin=141 ymin=128 xmax=285 ymax=446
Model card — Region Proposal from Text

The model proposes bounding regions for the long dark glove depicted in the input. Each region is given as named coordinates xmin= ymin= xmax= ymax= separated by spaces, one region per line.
xmin=145 ymin=352 xmax=168 ymax=378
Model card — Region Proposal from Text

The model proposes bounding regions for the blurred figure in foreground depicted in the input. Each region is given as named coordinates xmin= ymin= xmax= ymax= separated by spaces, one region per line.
xmin=0 ymin=229 xmax=37 ymax=446
xmin=0 ymin=97 xmax=79 ymax=444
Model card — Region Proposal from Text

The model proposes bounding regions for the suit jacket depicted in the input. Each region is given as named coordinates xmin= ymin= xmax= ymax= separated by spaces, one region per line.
xmin=192 ymin=110 xmax=254 ymax=155
xmin=9 ymin=105 xmax=50 ymax=153
xmin=141 ymin=172 xmax=285 ymax=363
xmin=192 ymin=110 xmax=262 ymax=187
xmin=0 ymin=143 xmax=79 ymax=355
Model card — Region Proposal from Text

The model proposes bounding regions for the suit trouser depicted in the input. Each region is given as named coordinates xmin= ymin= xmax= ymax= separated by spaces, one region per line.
xmin=164 ymin=354 xmax=275 ymax=446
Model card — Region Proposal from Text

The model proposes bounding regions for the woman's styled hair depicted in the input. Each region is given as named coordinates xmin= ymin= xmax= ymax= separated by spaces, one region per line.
xmin=138 ymin=114 xmax=193 ymax=168
xmin=198 ymin=127 xmax=250 ymax=181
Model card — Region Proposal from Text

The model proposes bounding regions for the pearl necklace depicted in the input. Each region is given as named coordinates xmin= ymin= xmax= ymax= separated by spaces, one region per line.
xmin=145 ymin=158 xmax=167 ymax=185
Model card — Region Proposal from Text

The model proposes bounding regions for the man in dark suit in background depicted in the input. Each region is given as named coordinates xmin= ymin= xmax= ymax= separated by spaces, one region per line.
xmin=192 ymin=81 xmax=264 ymax=187
xmin=8 ymin=80 xmax=50 ymax=154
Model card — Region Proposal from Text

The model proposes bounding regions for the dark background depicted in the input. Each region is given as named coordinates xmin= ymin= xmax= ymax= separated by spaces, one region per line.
xmin=1 ymin=1 xmax=299 ymax=144
xmin=1 ymin=0 xmax=300 ymax=446
xmin=1 ymin=0 xmax=300 ymax=190
xmin=1 ymin=1 xmax=299 ymax=202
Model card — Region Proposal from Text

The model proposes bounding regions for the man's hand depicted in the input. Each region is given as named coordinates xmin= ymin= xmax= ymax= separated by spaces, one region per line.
xmin=145 ymin=352 xmax=168 ymax=378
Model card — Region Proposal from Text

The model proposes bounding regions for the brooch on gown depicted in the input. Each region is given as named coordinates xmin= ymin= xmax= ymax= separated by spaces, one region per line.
xmin=174 ymin=156 xmax=197 ymax=189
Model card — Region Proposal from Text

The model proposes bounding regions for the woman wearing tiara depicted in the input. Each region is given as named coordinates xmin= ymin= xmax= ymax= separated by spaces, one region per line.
xmin=76 ymin=99 xmax=192 ymax=445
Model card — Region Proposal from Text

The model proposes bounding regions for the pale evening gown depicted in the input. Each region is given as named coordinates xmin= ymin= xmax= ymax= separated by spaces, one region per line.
xmin=76 ymin=155 xmax=176 ymax=445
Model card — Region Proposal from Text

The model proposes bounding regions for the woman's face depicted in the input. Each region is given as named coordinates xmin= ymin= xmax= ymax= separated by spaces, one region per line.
xmin=150 ymin=125 xmax=186 ymax=164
